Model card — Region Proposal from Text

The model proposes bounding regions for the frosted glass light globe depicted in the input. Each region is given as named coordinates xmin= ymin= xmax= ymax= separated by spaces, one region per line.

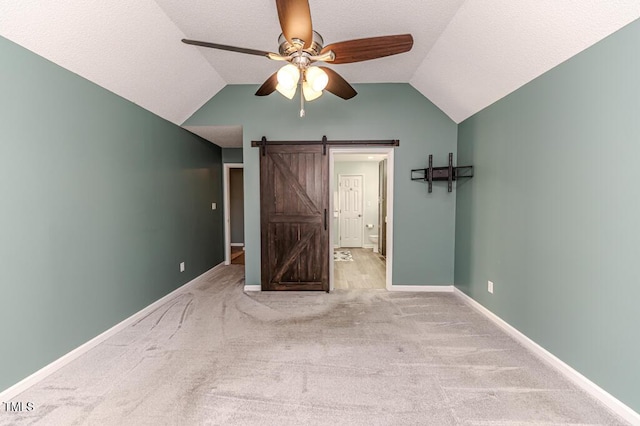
xmin=302 ymin=81 xmax=323 ymax=101
xmin=276 ymin=64 xmax=300 ymax=90
xmin=305 ymin=66 xmax=328 ymax=92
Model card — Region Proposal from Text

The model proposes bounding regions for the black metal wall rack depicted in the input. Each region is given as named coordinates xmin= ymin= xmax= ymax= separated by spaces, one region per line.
xmin=411 ymin=153 xmax=473 ymax=193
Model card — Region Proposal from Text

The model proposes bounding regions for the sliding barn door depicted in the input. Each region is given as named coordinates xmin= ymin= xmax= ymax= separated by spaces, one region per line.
xmin=260 ymin=145 xmax=329 ymax=291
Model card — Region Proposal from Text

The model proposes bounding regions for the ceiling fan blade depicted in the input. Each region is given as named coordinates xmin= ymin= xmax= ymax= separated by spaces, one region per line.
xmin=182 ymin=39 xmax=273 ymax=57
xmin=255 ymin=73 xmax=279 ymax=96
xmin=321 ymin=34 xmax=414 ymax=64
xmin=320 ymin=67 xmax=357 ymax=100
xmin=276 ymin=0 xmax=313 ymax=49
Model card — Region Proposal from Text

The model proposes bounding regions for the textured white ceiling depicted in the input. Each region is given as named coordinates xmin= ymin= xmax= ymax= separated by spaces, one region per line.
xmin=154 ymin=0 xmax=465 ymax=84
xmin=335 ymin=154 xmax=387 ymax=162
xmin=0 ymin=0 xmax=226 ymax=125
xmin=183 ymin=125 xmax=243 ymax=148
xmin=1 ymin=1 xmax=639 ymax=131
xmin=410 ymin=0 xmax=640 ymax=123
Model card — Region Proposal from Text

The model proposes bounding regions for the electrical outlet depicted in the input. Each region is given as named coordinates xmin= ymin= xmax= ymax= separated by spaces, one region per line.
xmin=180 ymin=262 xmax=185 ymax=272
xmin=488 ymin=280 xmax=494 ymax=294
xmin=211 ymin=203 xmax=217 ymax=210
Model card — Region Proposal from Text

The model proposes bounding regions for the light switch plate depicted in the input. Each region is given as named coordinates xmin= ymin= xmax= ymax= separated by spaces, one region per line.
xmin=212 ymin=203 xmax=217 ymax=210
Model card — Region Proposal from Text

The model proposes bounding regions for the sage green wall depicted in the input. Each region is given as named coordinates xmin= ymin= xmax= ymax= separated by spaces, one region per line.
xmin=0 ymin=37 xmax=224 ymax=392
xmin=222 ymin=147 xmax=243 ymax=163
xmin=185 ymin=84 xmax=457 ymax=286
xmin=455 ymin=20 xmax=640 ymax=412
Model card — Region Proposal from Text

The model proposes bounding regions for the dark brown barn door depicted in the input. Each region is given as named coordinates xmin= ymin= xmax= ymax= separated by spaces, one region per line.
xmin=260 ymin=145 xmax=329 ymax=291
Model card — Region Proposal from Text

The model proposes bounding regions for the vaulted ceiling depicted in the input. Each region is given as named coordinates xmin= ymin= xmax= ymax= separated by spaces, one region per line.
xmin=2 ymin=1 xmax=639 ymax=126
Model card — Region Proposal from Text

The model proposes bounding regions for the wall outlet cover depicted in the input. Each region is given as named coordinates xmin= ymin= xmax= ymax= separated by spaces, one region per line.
xmin=211 ymin=203 xmax=217 ymax=210
xmin=180 ymin=262 xmax=185 ymax=272
xmin=488 ymin=280 xmax=494 ymax=294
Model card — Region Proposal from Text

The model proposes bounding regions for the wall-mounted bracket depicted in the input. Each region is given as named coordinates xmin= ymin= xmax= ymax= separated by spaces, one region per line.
xmin=411 ymin=153 xmax=473 ymax=193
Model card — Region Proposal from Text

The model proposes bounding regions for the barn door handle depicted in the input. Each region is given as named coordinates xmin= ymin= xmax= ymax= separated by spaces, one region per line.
xmin=324 ymin=209 xmax=327 ymax=230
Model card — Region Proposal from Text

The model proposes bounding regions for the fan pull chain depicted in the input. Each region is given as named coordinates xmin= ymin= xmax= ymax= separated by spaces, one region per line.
xmin=299 ymin=78 xmax=305 ymax=118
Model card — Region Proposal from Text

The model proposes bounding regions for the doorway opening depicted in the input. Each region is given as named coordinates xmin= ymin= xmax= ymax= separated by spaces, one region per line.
xmin=330 ymin=148 xmax=393 ymax=291
xmin=223 ymin=163 xmax=245 ymax=266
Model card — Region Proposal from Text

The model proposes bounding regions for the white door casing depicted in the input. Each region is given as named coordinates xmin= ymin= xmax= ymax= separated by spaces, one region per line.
xmin=223 ymin=163 xmax=244 ymax=265
xmin=328 ymin=147 xmax=394 ymax=292
xmin=338 ymin=175 xmax=363 ymax=248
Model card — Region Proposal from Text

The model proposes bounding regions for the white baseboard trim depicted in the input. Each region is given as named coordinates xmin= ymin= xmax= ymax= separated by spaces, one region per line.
xmin=363 ymin=244 xmax=374 ymax=249
xmin=0 ymin=262 xmax=226 ymax=401
xmin=389 ymin=285 xmax=454 ymax=292
xmin=454 ymin=288 xmax=640 ymax=425
xmin=244 ymin=285 xmax=261 ymax=292
xmin=230 ymin=243 xmax=244 ymax=247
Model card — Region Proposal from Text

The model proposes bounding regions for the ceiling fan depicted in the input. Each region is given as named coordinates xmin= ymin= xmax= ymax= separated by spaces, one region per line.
xmin=182 ymin=0 xmax=413 ymax=116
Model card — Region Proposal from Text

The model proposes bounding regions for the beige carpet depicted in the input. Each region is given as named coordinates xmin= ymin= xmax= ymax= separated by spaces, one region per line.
xmin=2 ymin=265 xmax=627 ymax=425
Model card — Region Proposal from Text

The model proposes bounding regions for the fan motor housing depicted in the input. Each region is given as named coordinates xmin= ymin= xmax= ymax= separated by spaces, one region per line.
xmin=278 ymin=31 xmax=324 ymax=57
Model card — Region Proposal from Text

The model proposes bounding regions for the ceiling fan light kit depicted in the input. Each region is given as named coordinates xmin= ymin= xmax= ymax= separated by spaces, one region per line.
xmin=302 ymin=81 xmax=322 ymax=101
xmin=276 ymin=83 xmax=297 ymax=100
xmin=182 ymin=0 xmax=414 ymax=116
xmin=276 ymin=64 xmax=300 ymax=91
xmin=305 ymin=66 xmax=328 ymax=92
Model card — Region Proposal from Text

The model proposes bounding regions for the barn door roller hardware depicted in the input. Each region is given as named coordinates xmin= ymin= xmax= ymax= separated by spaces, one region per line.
xmin=411 ymin=153 xmax=473 ymax=193
xmin=252 ymin=135 xmax=400 ymax=155
xmin=260 ymin=136 xmax=267 ymax=156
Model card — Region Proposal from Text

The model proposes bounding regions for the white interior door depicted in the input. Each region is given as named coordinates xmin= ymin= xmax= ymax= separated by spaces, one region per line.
xmin=339 ymin=175 xmax=363 ymax=247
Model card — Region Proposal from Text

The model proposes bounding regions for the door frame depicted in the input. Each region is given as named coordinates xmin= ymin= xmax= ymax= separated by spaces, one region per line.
xmin=337 ymin=174 xmax=365 ymax=248
xmin=329 ymin=147 xmax=394 ymax=291
xmin=223 ymin=163 xmax=244 ymax=265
